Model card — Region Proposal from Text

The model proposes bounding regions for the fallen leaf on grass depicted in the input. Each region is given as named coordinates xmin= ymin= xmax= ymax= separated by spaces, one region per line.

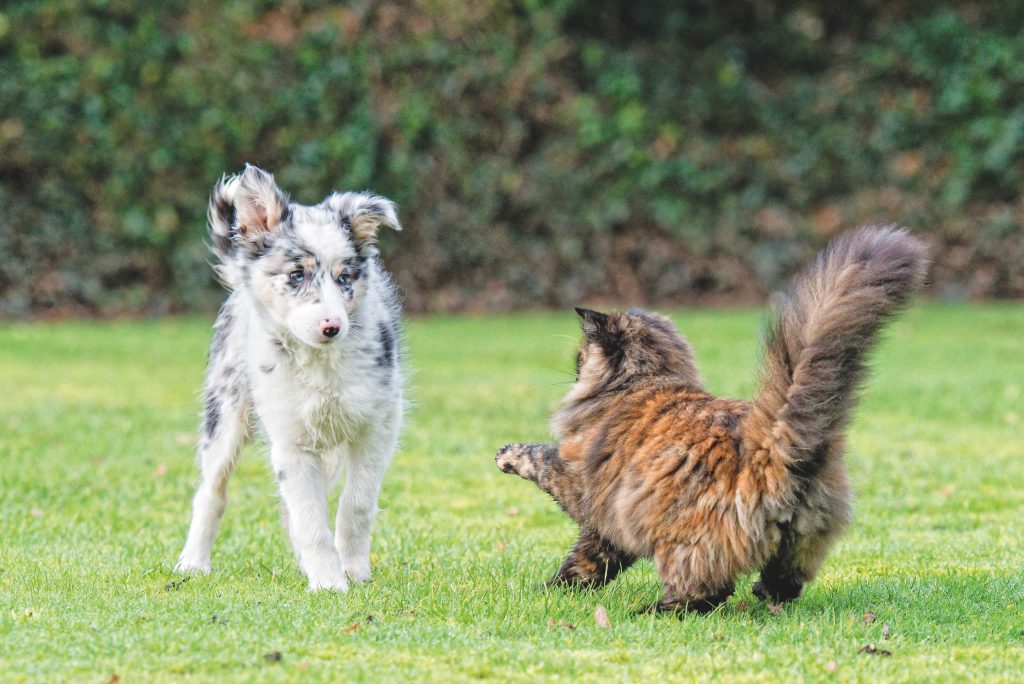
xmin=107 ymin=674 xmax=120 ymax=684
xmin=594 ymin=605 xmax=611 ymax=628
xmin=345 ymin=622 xmax=360 ymax=634
xmin=734 ymin=601 xmax=750 ymax=612
xmin=862 ymin=611 xmax=876 ymax=625
xmin=263 ymin=651 xmax=282 ymax=662
xmin=767 ymin=603 xmax=783 ymax=615
xmin=546 ymin=618 xmax=575 ymax=630
xmin=858 ymin=644 xmax=892 ymax=657
xmin=505 ymin=506 xmax=519 ymax=517
xmin=154 ymin=464 xmax=168 ymax=477
xmin=495 ymin=540 xmax=508 ymax=552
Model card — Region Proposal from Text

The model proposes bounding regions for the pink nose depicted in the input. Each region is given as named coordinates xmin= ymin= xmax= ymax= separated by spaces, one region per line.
xmin=320 ymin=318 xmax=342 ymax=339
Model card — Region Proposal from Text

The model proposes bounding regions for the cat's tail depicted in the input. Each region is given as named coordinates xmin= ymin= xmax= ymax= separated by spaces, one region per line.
xmin=742 ymin=226 xmax=928 ymax=488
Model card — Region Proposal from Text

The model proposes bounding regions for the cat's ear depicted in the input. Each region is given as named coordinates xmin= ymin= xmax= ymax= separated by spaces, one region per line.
xmin=234 ymin=164 xmax=289 ymax=246
xmin=574 ymin=306 xmax=609 ymax=338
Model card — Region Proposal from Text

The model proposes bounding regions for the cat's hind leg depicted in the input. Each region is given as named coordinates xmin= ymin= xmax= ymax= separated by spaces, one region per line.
xmin=643 ymin=543 xmax=736 ymax=615
xmin=754 ymin=454 xmax=851 ymax=603
xmin=548 ymin=528 xmax=636 ymax=588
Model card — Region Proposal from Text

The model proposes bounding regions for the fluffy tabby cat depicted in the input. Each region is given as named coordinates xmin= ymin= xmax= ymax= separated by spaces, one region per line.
xmin=496 ymin=226 xmax=928 ymax=614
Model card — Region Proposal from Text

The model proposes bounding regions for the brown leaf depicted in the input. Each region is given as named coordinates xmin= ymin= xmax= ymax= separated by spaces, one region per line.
xmin=858 ymin=644 xmax=892 ymax=657
xmin=546 ymin=617 xmax=575 ymax=630
xmin=345 ymin=622 xmax=360 ymax=634
xmin=107 ymin=674 xmax=120 ymax=684
xmin=263 ymin=651 xmax=283 ymax=662
xmin=767 ymin=603 xmax=784 ymax=615
xmin=594 ymin=605 xmax=611 ymax=628
xmin=734 ymin=600 xmax=750 ymax=612
xmin=862 ymin=611 xmax=877 ymax=625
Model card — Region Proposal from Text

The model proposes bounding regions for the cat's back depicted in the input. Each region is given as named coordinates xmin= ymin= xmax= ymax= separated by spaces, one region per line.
xmin=568 ymin=384 xmax=750 ymax=552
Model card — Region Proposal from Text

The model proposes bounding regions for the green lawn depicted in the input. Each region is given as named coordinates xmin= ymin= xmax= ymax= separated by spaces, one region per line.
xmin=1 ymin=303 xmax=1022 ymax=682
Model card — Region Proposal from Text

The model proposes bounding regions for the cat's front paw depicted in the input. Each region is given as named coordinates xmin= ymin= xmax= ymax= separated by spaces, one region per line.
xmin=496 ymin=443 xmax=531 ymax=477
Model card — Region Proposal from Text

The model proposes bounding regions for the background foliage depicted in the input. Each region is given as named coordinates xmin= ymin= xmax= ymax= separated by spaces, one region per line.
xmin=1 ymin=0 xmax=1023 ymax=315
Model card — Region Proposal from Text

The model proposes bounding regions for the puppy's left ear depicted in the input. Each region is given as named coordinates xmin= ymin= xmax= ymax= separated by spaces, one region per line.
xmin=326 ymin=192 xmax=401 ymax=254
xmin=233 ymin=164 xmax=290 ymax=250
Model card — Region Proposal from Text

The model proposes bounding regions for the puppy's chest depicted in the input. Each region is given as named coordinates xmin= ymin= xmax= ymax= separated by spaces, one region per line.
xmin=259 ymin=353 xmax=393 ymax=448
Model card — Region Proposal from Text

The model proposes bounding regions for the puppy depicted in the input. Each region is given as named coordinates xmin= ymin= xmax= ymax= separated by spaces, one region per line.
xmin=176 ymin=165 xmax=404 ymax=591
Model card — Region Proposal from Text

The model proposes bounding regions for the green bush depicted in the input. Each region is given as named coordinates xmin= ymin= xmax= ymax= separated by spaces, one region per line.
xmin=1 ymin=0 xmax=1021 ymax=316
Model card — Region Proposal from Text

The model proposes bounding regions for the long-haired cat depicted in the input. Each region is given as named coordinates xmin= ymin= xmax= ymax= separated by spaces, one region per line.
xmin=496 ymin=226 xmax=928 ymax=613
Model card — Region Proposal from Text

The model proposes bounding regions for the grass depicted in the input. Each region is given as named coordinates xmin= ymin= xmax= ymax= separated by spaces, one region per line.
xmin=0 ymin=302 xmax=1022 ymax=682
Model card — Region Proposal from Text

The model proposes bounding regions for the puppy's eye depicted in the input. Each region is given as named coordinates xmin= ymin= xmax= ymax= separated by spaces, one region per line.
xmin=336 ymin=272 xmax=350 ymax=286
xmin=289 ymin=270 xmax=305 ymax=285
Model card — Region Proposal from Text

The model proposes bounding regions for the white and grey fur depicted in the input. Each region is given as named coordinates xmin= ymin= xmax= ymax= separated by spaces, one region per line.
xmin=175 ymin=164 xmax=404 ymax=591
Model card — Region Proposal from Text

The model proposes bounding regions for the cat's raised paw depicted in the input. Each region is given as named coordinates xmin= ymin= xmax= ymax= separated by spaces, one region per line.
xmin=495 ymin=443 xmax=528 ymax=476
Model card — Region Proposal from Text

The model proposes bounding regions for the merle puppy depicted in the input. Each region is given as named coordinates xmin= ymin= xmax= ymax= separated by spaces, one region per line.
xmin=176 ymin=165 xmax=403 ymax=591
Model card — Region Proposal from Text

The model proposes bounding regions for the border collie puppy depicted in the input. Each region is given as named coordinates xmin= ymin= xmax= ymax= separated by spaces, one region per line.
xmin=176 ymin=165 xmax=404 ymax=591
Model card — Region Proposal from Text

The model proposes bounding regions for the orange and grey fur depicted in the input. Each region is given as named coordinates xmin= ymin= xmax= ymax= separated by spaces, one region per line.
xmin=496 ymin=226 xmax=928 ymax=614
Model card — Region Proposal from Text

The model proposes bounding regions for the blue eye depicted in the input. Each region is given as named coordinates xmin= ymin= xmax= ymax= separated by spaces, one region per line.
xmin=337 ymin=272 xmax=350 ymax=286
xmin=289 ymin=270 xmax=305 ymax=285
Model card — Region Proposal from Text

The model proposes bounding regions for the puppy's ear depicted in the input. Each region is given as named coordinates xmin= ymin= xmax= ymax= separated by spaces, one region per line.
xmin=326 ymin=192 xmax=401 ymax=254
xmin=574 ymin=306 xmax=610 ymax=338
xmin=233 ymin=164 xmax=289 ymax=247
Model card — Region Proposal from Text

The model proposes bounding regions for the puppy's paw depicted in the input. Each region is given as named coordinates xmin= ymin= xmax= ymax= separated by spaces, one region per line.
xmin=304 ymin=551 xmax=349 ymax=592
xmin=174 ymin=556 xmax=212 ymax=575
xmin=341 ymin=557 xmax=372 ymax=584
xmin=495 ymin=443 xmax=533 ymax=478
xmin=307 ymin=571 xmax=350 ymax=593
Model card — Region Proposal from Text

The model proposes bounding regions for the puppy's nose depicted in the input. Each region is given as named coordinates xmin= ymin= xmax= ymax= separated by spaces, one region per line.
xmin=321 ymin=318 xmax=342 ymax=339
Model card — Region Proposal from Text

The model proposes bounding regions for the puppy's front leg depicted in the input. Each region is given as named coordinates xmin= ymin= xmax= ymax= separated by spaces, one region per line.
xmin=335 ymin=420 xmax=399 ymax=583
xmin=272 ymin=446 xmax=348 ymax=592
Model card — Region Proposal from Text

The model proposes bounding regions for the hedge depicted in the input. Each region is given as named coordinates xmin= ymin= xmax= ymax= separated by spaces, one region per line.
xmin=1 ymin=0 xmax=1022 ymax=316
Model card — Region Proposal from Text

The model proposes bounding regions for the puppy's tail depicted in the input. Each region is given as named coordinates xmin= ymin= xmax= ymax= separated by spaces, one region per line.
xmin=742 ymin=226 xmax=928 ymax=484
xmin=207 ymin=175 xmax=242 ymax=289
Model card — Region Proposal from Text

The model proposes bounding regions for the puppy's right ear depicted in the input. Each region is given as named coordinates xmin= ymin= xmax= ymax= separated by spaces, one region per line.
xmin=233 ymin=164 xmax=289 ymax=248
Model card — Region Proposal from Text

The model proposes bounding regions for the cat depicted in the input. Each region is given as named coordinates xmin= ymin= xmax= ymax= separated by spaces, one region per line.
xmin=496 ymin=226 xmax=928 ymax=614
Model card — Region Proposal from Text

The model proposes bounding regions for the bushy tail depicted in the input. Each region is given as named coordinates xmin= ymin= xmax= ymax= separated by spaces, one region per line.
xmin=742 ymin=226 xmax=928 ymax=478
xmin=206 ymin=174 xmax=241 ymax=288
